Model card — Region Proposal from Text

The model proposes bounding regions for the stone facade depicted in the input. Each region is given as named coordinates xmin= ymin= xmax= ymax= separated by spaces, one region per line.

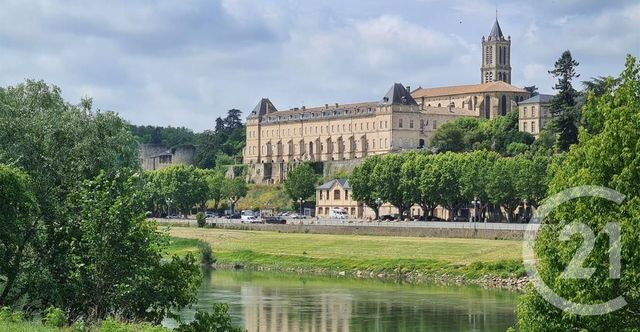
xmin=139 ymin=144 xmax=196 ymax=171
xmin=243 ymin=18 xmax=531 ymax=183
xmin=518 ymin=94 xmax=554 ymax=138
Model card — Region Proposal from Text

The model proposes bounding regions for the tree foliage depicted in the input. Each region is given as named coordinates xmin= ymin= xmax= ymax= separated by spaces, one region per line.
xmin=283 ymin=163 xmax=318 ymax=204
xmin=516 ymin=55 xmax=640 ymax=331
xmin=548 ymin=50 xmax=581 ymax=151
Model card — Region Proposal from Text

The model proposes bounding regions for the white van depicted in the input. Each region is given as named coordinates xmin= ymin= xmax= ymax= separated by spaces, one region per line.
xmin=329 ymin=208 xmax=348 ymax=219
xmin=241 ymin=215 xmax=259 ymax=223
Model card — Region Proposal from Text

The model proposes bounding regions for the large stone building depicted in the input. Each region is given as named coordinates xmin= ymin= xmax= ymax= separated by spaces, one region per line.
xmin=139 ymin=144 xmax=196 ymax=171
xmin=243 ymin=18 xmax=531 ymax=183
xmin=518 ymin=94 xmax=554 ymax=138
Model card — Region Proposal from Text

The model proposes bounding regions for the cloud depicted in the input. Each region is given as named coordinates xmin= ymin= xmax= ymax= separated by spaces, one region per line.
xmin=0 ymin=0 xmax=636 ymax=131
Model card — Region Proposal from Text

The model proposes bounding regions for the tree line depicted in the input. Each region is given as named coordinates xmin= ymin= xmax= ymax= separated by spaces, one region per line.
xmin=350 ymin=150 xmax=554 ymax=222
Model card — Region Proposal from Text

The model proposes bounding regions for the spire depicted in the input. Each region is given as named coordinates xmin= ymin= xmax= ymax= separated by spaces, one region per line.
xmin=488 ymin=13 xmax=504 ymax=40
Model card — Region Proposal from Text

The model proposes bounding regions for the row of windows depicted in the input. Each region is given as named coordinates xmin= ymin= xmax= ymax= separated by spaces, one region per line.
xmin=249 ymin=116 xmax=434 ymax=139
xmin=522 ymin=121 xmax=536 ymax=133
xmin=521 ymin=106 xmax=549 ymax=119
xmin=319 ymin=189 xmax=350 ymax=201
xmin=263 ymin=107 xmax=378 ymax=123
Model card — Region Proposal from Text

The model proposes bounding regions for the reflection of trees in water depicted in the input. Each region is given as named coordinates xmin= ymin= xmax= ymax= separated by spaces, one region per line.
xmin=239 ymin=284 xmax=514 ymax=332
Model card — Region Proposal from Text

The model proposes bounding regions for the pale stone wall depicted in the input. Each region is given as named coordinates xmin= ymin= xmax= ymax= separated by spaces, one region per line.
xmin=519 ymin=102 xmax=552 ymax=138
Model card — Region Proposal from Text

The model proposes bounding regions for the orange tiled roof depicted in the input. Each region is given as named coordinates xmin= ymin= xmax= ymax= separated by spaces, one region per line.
xmin=411 ymin=81 xmax=527 ymax=98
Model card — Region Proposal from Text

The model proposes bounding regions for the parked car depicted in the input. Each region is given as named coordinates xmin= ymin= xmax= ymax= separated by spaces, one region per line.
xmin=225 ymin=213 xmax=241 ymax=219
xmin=290 ymin=213 xmax=306 ymax=219
xmin=241 ymin=215 xmax=261 ymax=223
xmin=329 ymin=208 xmax=347 ymax=219
xmin=264 ymin=216 xmax=286 ymax=224
xmin=205 ymin=211 xmax=219 ymax=218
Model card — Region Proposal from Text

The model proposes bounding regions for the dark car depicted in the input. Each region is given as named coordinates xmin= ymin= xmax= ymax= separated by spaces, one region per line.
xmin=263 ymin=216 xmax=286 ymax=224
xmin=225 ymin=213 xmax=241 ymax=219
xmin=380 ymin=215 xmax=397 ymax=221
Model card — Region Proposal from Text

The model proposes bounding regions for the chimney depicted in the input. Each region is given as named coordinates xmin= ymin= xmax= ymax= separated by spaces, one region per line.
xmin=325 ymin=104 xmax=329 ymax=109
xmin=335 ymin=103 xmax=339 ymax=108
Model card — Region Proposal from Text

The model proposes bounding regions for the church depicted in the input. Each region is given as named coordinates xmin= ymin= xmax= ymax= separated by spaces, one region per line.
xmin=243 ymin=18 xmax=531 ymax=184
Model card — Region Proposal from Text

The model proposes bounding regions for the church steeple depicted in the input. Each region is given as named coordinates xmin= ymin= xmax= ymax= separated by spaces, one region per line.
xmin=481 ymin=15 xmax=511 ymax=84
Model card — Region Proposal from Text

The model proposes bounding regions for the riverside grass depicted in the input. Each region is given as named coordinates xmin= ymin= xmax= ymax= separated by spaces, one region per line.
xmin=167 ymin=227 xmax=525 ymax=279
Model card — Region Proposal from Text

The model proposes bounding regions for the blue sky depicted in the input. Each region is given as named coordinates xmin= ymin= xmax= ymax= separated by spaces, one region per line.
xmin=1 ymin=0 xmax=638 ymax=131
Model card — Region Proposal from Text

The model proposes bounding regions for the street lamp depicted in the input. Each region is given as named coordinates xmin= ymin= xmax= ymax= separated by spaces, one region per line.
xmin=375 ymin=197 xmax=382 ymax=220
xmin=166 ymin=198 xmax=173 ymax=218
xmin=298 ymin=197 xmax=305 ymax=216
xmin=471 ymin=198 xmax=481 ymax=223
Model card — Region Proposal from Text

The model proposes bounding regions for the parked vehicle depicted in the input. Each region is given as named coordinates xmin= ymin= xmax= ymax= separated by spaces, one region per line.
xmin=225 ymin=213 xmax=241 ymax=219
xmin=241 ymin=215 xmax=259 ymax=223
xmin=290 ymin=213 xmax=306 ymax=219
xmin=205 ymin=211 xmax=219 ymax=218
xmin=264 ymin=216 xmax=286 ymax=224
xmin=329 ymin=208 xmax=347 ymax=219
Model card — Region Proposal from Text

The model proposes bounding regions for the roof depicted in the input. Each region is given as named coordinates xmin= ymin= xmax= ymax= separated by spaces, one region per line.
xmin=411 ymin=81 xmax=527 ymax=98
xmin=249 ymin=98 xmax=277 ymax=117
xmin=488 ymin=19 xmax=504 ymax=40
xmin=519 ymin=94 xmax=554 ymax=104
xmin=380 ymin=83 xmax=418 ymax=106
xmin=317 ymin=179 xmax=350 ymax=190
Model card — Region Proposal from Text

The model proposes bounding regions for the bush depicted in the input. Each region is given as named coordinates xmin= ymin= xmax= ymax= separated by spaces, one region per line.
xmin=99 ymin=318 xmax=168 ymax=332
xmin=199 ymin=241 xmax=216 ymax=266
xmin=175 ymin=303 xmax=245 ymax=332
xmin=43 ymin=306 xmax=66 ymax=328
xmin=196 ymin=212 xmax=206 ymax=228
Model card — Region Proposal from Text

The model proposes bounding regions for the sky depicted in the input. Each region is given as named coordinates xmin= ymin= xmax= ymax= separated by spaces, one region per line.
xmin=1 ymin=0 xmax=638 ymax=131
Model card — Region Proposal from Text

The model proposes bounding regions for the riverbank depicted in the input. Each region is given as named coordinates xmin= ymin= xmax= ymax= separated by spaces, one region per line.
xmin=167 ymin=227 xmax=528 ymax=290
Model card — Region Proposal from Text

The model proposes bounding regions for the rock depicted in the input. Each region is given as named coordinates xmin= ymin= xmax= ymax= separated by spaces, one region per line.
xmin=338 ymin=271 xmax=346 ymax=276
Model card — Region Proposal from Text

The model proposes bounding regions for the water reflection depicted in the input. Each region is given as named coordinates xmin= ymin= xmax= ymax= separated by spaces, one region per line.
xmin=171 ymin=269 xmax=518 ymax=332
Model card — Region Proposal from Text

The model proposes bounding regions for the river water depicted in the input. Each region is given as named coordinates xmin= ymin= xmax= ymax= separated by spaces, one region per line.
xmin=167 ymin=269 xmax=519 ymax=332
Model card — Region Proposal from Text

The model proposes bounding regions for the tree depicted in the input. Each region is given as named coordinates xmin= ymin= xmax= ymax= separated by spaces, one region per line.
xmin=429 ymin=122 xmax=466 ymax=152
xmin=350 ymin=156 xmax=382 ymax=219
xmin=430 ymin=152 xmax=465 ymax=221
xmin=0 ymin=165 xmax=39 ymax=306
xmin=524 ymin=85 xmax=539 ymax=97
xmin=373 ymin=154 xmax=412 ymax=218
xmin=516 ymin=55 xmax=640 ymax=330
xmin=283 ymin=163 xmax=318 ymax=210
xmin=64 ymin=170 xmax=201 ymax=323
xmin=205 ymin=171 xmax=225 ymax=210
xmin=153 ymin=165 xmax=209 ymax=216
xmin=0 ymin=80 xmax=141 ymax=314
xmin=400 ymin=153 xmax=437 ymax=219
xmin=548 ymin=50 xmax=580 ymax=151
xmin=485 ymin=157 xmax=521 ymax=222
xmin=221 ymin=177 xmax=248 ymax=213
xmin=582 ymin=75 xmax=621 ymax=97
xmin=175 ymin=303 xmax=245 ymax=332
xmin=223 ymin=109 xmax=243 ymax=129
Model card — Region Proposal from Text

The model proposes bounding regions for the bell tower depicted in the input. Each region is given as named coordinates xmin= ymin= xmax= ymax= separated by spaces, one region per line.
xmin=481 ymin=13 xmax=511 ymax=84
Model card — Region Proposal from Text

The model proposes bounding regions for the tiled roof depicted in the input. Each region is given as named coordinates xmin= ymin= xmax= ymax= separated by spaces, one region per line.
xmin=249 ymin=98 xmax=277 ymax=117
xmin=380 ymin=83 xmax=418 ymax=106
xmin=489 ymin=19 xmax=504 ymax=40
xmin=317 ymin=179 xmax=350 ymax=190
xmin=519 ymin=94 xmax=554 ymax=104
xmin=411 ymin=81 xmax=527 ymax=98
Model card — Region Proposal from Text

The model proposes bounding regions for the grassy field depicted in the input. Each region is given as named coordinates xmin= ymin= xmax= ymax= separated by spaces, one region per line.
xmin=167 ymin=227 xmax=524 ymax=278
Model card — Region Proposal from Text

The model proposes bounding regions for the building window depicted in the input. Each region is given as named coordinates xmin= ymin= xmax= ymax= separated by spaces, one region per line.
xmin=433 ymin=120 xmax=437 ymax=130
xmin=524 ymin=122 xmax=528 ymax=132
xmin=409 ymin=120 xmax=414 ymax=128
xmin=334 ymin=189 xmax=341 ymax=200
xmin=345 ymin=190 xmax=349 ymax=200
xmin=532 ymin=106 xmax=536 ymax=118
xmin=531 ymin=121 xmax=535 ymax=133
xmin=399 ymin=119 xmax=403 ymax=128
xmin=159 ymin=155 xmax=171 ymax=164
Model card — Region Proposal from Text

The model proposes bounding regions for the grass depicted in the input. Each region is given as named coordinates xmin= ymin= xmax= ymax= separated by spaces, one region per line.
xmin=167 ymin=227 xmax=525 ymax=279
xmin=0 ymin=321 xmax=60 ymax=332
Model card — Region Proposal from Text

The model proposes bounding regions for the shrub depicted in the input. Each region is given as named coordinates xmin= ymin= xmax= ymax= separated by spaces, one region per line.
xmin=199 ymin=241 xmax=216 ymax=266
xmin=99 ymin=318 xmax=168 ymax=332
xmin=43 ymin=306 xmax=66 ymax=328
xmin=175 ymin=303 xmax=245 ymax=332
xmin=196 ymin=212 xmax=206 ymax=228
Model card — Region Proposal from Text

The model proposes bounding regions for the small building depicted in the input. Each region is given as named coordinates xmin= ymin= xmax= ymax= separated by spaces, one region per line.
xmin=316 ymin=179 xmax=362 ymax=218
xmin=139 ymin=144 xmax=196 ymax=171
xmin=518 ymin=94 xmax=554 ymax=138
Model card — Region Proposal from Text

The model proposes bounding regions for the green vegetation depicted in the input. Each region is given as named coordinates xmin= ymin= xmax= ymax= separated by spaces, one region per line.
xmin=547 ymin=50 xmax=581 ymax=152
xmin=0 ymin=80 xmax=242 ymax=331
xmin=429 ymin=111 xmax=535 ymax=154
xmin=130 ymin=109 xmax=246 ymax=170
xmin=516 ymin=55 xmax=640 ymax=330
xmin=169 ymin=228 xmax=524 ymax=279
xmin=350 ymin=150 xmax=553 ymax=221
xmin=236 ymin=184 xmax=293 ymax=211
xmin=283 ymin=163 xmax=319 ymax=208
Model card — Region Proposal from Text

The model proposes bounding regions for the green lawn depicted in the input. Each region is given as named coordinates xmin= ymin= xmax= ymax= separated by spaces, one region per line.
xmin=168 ymin=227 xmax=524 ymax=278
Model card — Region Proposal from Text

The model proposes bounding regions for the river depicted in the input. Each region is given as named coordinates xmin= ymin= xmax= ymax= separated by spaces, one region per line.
xmin=165 ymin=269 xmax=519 ymax=331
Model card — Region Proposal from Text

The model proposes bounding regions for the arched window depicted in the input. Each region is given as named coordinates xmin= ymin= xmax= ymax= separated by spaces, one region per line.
xmin=484 ymin=95 xmax=491 ymax=119
xmin=501 ymin=95 xmax=507 ymax=116
xmin=473 ymin=96 xmax=477 ymax=110
xmin=437 ymin=103 xmax=441 ymax=107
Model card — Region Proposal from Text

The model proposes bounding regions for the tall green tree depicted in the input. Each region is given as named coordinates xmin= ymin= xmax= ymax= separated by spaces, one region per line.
xmin=516 ymin=55 xmax=640 ymax=331
xmin=283 ymin=163 xmax=318 ymax=210
xmin=349 ymin=155 xmax=382 ymax=219
xmin=205 ymin=171 xmax=225 ymax=210
xmin=0 ymin=80 xmax=141 ymax=313
xmin=0 ymin=165 xmax=39 ymax=306
xmin=524 ymin=85 xmax=539 ymax=97
xmin=65 ymin=170 xmax=200 ymax=323
xmin=153 ymin=165 xmax=209 ymax=216
xmin=548 ymin=50 xmax=581 ymax=151
xmin=373 ymin=154 xmax=412 ymax=218
xmin=221 ymin=177 xmax=248 ymax=213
